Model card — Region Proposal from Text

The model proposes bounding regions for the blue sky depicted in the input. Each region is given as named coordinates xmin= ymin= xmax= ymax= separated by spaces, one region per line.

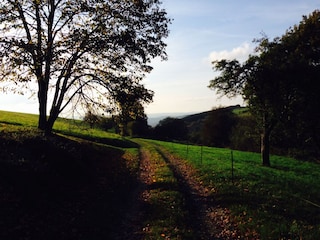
xmin=0 ymin=0 xmax=319 ymax=116
xmin=143 ymin=0 xmax=320 ymax=115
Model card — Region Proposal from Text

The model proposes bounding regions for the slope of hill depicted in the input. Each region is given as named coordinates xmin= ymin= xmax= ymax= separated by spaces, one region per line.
xmin=0 ymin=111 xmax=141 ymax=239
xmin=181 ymin=105 xmax=244 ymax=140
xmin=147 ymin=112 xmax=196 ymax=126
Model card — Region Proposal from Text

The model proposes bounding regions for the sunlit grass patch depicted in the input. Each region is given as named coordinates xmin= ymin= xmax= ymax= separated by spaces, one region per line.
xmin=0 ymin=110 xmax=136 ymax=148
xmin=148 ymin=139 xmax=320 ymax=239
xmin=0 ymin=110 xmax=38 ymax=127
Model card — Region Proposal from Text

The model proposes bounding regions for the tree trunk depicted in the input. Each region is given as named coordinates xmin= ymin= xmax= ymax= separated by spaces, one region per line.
xmin=38 ymin=80 xmax=48 ymax=131
xmin=260 ymin=110 xmax=274 ymax=167
xmin=261 ymin=129 xmax=271 ymax=167
xmin=35 ymin=3 xmax=48 ymax=131
xmin=45 ymin=107 xmax=60 ymax=135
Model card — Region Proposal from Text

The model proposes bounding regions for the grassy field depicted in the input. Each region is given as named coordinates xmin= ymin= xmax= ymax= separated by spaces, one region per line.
xmin=0 ymin=110 xmax=197 ymax=239
xmin=148 ymin=139 xmax=320 ymax=239
xmin=0 ymin=110 xmax=136 ymax=148
xmin=1 ymin=110 xmax=319 ymax=239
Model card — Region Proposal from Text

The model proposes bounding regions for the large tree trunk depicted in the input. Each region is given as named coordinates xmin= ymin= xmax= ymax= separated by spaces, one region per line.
xmin=45 ymin=107 xmax=60 ymax=135
xmin=38 ymin=79 xmax=48 ymax=131
xmin=35 ymin=3 xmax=48 ymax=131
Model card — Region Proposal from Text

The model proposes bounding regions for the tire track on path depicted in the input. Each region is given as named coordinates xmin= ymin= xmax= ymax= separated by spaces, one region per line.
xmin=118 ymin=140 xmax=239 ymax=239
xmin=155 ymin=145 xmax=239 ymax=239
xmin=115 ymin=145 xmax=155 ymax=240
xmin=119 ymin=140 xmax=198 ymax=239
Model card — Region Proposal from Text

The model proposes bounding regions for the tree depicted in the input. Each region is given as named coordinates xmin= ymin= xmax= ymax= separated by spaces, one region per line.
xmin=83 ymin=110 xmax=99 ymax=129
xmin=276 ymin=11 xmax=320 ymax=160
xmin=127 ymin=118 xmax=150 ymax=137
xmin=201 ymin=107 xmax=236 ymax=147
xmin=0 ymin=0 xmax=170 ymax=134
xmin=111 ymin=78 xmax=153 ymax=136
xmin=154 ymin=117 xmax=188 ymax=141
xmin=209 ymin=10 xmax=320 ymax=165
xmin=209 ymin=56 xmax=278 ymax=166
xmin=230 ymin=113 xmax=260 ymax=152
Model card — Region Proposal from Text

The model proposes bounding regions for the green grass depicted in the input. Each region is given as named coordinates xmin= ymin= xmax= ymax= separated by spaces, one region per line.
xmin=0 ymin=110 xmax=38 ymax=127
xmin=232 ymin=107 xmax=250 ymax=116
xmin=0 ymin=110 xmax=134 ymax=147
xmin=1 ymin=110 xmax=319 ymax=239
xmin=147 ymin=139 xmax=320 ymax=239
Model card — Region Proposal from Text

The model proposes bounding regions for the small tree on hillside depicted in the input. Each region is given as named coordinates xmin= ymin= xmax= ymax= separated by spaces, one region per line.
xmin=0 ymin=0 xmax=171 ymax=134
xmin=111 ymin=80 xmax=152 ymax=136
xmin=83 ymin=111 xmax=99 ymax=129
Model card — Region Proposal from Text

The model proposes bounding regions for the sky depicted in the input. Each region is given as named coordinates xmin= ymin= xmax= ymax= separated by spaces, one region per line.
xmin=143 ymin=0 xmax=320 ymax=115
xmin=0 ymin=0 xmax=319 ymax=117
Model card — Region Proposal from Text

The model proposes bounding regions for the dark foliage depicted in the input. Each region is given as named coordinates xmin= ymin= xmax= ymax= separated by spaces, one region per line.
xmin=98 ymin=116 xmax=116 ymax=131
xmin=201 ymin=108 xmax=237 ymax=147
xmin=83 ymin=111 xmax=100 ymax=128
xmin=183 ymin=111 xmax=212 ymax=144
xmin=83 ymin=113 xmax=117 ymax=132
xmin=128 ymin=119 xmax=150 ymax=137
xmin=153 ymin=117 xmax=189 ymax=141
xmin=230 ymin=114 xmax=260 ymax=152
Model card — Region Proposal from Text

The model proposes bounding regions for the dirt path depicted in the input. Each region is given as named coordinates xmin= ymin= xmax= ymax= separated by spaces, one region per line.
xmin=119 ymin=140 xmax=239 ymax=239
xmin=115 ymin=147 xmax=154 ymax=239
xmin=156 ymin=146 xmax=239 ymax=239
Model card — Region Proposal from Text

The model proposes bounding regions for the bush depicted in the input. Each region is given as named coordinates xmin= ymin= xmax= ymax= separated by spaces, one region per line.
xmin=201 ymin=108 xmax=236 ymax=147
xmin=153 ymin=117 xmax=188 ymax=141
xmin=230 ymin=115 xmax=260 ymax=152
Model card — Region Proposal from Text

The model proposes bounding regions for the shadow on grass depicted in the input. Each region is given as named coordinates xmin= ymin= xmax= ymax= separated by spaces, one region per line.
xmin=211 ymin=182 xmax=320 ymax=238
xmin=0 ymin=120 xmax=23 ymax=126
xmin=148 ymin=181 xmax=181 ymax=192
xmin=55 ymin=129 xmax=140 ymax=148
xmin=0 ymin=131 xmax=139 ymax=240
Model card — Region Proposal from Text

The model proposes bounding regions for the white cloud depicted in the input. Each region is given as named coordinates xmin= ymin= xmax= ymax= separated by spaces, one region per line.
xmin=209 ymin=42 xmax=253 ymax=63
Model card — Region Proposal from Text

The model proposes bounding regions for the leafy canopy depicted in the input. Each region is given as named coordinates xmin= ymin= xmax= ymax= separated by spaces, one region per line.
xmin=0 ymin=0 xmax=171 ymax=133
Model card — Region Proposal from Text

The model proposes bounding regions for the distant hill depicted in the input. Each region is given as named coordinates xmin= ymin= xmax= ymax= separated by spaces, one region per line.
xmin=181 ymin=111 xmax=212 ymax=138
xmin=147 ymin=105 xmax=245 ymax=142
xmin=181 ymin=105 xmax=244 ymax=140
xmin=147 ymin=105 xmax=245 ymax=128
xmin=147 ymin=112 xmax=196 ymax=127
